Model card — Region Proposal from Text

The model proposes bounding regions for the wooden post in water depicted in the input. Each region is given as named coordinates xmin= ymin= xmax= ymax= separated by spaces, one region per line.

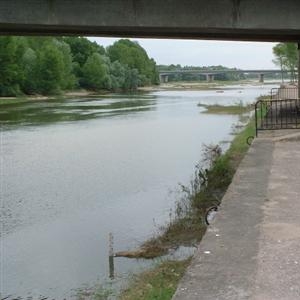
xmin=108 ymin=232 xmax=115 ymax=279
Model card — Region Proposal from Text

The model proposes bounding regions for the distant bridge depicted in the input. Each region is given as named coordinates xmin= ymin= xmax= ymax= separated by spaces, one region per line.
xmin=158 ymin=69 xmax=290 ymax=83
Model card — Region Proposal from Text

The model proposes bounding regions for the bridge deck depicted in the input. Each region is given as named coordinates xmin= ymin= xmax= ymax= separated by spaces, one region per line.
xmin=172 ymin=131 xmax=300 ymax=300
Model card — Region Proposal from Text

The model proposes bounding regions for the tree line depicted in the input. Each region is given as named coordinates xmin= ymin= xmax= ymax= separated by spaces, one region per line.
xmin=0 ymin=37 xmax=159 ymax=97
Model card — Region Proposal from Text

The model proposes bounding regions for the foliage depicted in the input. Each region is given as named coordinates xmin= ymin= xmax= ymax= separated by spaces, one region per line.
xmin=107 ymin=39 xmax=159 ymax=86
xmin=35 ymin=42 xmax=65 ymax=94
xmin=0 ymin=36 xmax=158 ymax=96
xmin=81 ymin=53 xmax=110 ymax=90
xmin=120 ymin=259 xmax=192 ymax=300
xmin=0 ymin=37 xmax=24 ymax=96
xmin=273 ymin=43 xmax=298 ymax=82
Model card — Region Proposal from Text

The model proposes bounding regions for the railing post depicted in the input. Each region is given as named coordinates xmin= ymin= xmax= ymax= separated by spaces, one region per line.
xmin=255 ymin=102 xmax=258 ymax=137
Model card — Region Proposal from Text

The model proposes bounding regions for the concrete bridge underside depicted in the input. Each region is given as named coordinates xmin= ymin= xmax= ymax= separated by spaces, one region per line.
xmin=1 ymin=0 xmax=300 ymax=42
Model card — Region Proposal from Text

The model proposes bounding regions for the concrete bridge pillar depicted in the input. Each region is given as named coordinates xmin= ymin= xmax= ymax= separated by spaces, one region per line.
xmin=259 ymin=73 xmax=264 ymax=83
xmin=206 ymin=74 xmax=214 ymax=82
xmin=159 ymin=74 xmax=169 ymax=83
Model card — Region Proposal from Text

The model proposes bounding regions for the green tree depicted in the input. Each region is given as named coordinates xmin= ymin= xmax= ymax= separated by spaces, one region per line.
xmin=21 ymin=48 xmax=38 ymax=94
xmin=62 ymin=37 xmax=105 ymax=85
xmin=273 ymin=43 xmax=298 ymax=82
xmin=107 ymin=39 xmax=158 ymax=86
xmin=54 ymin=39 xmax=77 ymax=89
xmin=63 ymin=37 xmax=105 ymax=67
xmin=123 ymin=68 xmax=140 ymax=91
xmin=36 ymin=43 xmax=65 ymax=94
xmin=81 ymin=53 xmax=109 ymax=90
xmin=110 ymin=60 xmax=126 ymax=91
xmin=0 ymin=37 xmax=24 ymax=96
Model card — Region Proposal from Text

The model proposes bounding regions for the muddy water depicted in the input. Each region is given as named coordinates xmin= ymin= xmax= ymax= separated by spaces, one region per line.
xmin=1 ymin=84 xmax=278 ymax=298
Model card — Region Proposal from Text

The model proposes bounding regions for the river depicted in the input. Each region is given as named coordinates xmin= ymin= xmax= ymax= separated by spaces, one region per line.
xmin=1 ymin=83 xmax=278 ymax=299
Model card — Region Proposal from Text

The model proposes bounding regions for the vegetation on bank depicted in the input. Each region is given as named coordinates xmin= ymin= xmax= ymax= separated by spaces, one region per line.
xmin=120 ymin=259 xmax=192 ymax=300
xmin=0 ymin=37 xmax=159 ymax=97
xmin=198 ymin=103 xmax=253 ymax=114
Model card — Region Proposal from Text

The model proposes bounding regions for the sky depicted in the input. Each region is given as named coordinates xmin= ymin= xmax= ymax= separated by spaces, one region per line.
xmin=88 ymin=37 xmax=277 ymax=70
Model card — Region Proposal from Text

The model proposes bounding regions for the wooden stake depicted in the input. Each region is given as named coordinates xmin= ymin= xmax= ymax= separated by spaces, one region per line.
xmin=108 ymin=232 xmax=114 ymax=279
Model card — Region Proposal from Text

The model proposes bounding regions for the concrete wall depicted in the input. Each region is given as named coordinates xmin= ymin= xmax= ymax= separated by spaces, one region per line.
xmin=0 ymin=0 xmax=300 ymax=41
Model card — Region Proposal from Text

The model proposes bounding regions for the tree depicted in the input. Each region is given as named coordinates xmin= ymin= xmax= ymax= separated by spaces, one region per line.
xmin=54 ymin=39 xmax=77 ymax=90
xmin=21 ymin=48 xmax=38 ymax=94
xmin=107 ymin=39 xmax=158 ymax=86
xmin=81 ymin=53 xmax=109 ymax=90
xmin=36 ymin=43 xmax=65 ymax=94
xmin=109 ymin=60 xmax=126 ymax=91
xmin=62 ymin=37 xmax=105 ymax=84
xmin=123 ymin=68 xmax=140 ymax=91
xmin=273 ymin=43 xmax=298 ymax=83
xmin=0 ymin=36 xmax=159 ymax=95
xmin=0 ymin=37 xmax=24 ymax=96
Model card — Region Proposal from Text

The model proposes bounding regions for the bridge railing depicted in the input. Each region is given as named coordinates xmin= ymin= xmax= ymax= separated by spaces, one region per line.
xmin=255 ymin=97 xmax=300 ymax=136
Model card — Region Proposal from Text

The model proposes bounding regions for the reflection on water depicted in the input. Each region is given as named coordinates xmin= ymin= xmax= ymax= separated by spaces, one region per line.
xmin=0 ymin=94 xmax=157 ymax=128
xmin=1 ymin=84 xmax=278 ymax=298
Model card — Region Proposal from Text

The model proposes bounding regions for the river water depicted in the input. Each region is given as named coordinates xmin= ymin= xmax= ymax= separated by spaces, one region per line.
xmin=1 ymin=84 xmax=278 ymax=299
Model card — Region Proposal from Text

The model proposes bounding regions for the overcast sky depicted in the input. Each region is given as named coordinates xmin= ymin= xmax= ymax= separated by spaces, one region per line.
xmin=88 ymin=37 xmax=277 ymax=70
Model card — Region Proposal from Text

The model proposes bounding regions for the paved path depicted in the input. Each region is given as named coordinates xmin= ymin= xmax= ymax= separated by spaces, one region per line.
xmin=173 ymin=131 xmax=300 ymax=300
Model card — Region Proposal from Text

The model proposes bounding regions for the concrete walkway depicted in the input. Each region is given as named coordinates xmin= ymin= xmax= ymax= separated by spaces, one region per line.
xmin=173 ymin=131 xmax=300 ymax=300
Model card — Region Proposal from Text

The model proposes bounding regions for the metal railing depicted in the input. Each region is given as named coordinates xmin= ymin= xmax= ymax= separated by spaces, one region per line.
xmin=255 ymin=98 xmax=300 ymax=136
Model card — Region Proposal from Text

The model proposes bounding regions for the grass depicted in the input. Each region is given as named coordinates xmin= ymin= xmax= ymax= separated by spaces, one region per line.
xmin=225 ymin=116 xmax=256 ymax=168
xmin=0 ymin=97 xmax=30 ymax=105
xmin=119 ymin=258 xmax=192 ymax=300
xmin=198 ymin=103 xmax=253 ymax=115
xmin=75 ymin=284 xmax=113 ymax=300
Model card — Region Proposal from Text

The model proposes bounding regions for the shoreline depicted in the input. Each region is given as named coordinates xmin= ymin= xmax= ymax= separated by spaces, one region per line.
xmin=0 ymin=90 xmax=111 ymax=103
xmin=0 ymin=80 xmax=282 ymax=104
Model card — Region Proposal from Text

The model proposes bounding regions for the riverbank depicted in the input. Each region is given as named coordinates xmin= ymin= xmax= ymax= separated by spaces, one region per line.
xmin=0 ymin=90 xmax=111 ymax=105
xmin=0 ymin=80 xmax=278 ymax=106
xmin=117 ymin=111 xmax=256 ymax=299
xmin=0 ymin=82 xmax=236 ymax=105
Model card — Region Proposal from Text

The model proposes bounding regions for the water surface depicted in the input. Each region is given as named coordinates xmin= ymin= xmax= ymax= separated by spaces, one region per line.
xmin=1 ymin=84 xmax=278 ymax=298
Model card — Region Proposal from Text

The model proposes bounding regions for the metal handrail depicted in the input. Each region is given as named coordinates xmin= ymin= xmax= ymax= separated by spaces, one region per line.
xmin=255 ymin=97 xmax=300 ymax=136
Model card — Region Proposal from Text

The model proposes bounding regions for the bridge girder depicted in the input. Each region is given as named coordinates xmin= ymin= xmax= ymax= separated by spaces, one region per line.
xmin=0 ymin=0 xmax=300 ymax=41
